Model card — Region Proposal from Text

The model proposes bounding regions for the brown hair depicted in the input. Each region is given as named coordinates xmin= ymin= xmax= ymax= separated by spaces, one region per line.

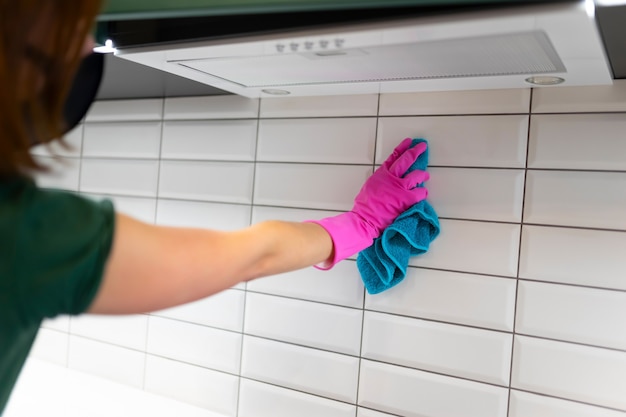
xmin=0 ymin=0 xmax=103 ymax=176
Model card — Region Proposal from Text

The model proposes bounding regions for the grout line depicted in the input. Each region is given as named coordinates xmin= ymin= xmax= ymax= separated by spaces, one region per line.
xmin=43 ymin=153 xmax=626 ymax=174
xmin=514 ymin=332 xmax=626 ymax=354
xmin=154 ymin=100 xmax=166 ymax=222
xmin=354 ymin=94 xmax=381 ymax=415
xmin=239 ymin=375 xmax=358 ymax=407
xmin=140 ymin=100 xmax=166 ymax=390
xmin=510 ymin=388 xmax=626 ymax=414
xmin=507 ymin=87 xmax=534 ymax=417
xmin=234 ymin=99 xmax=263 ymax=417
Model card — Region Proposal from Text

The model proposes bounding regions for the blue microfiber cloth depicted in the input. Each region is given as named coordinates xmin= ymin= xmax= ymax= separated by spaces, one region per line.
xmin=357 ymin=138 xmax=440 ymax=294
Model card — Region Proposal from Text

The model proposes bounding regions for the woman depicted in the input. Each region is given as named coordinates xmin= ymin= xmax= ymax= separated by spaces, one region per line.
xmin=0 ymin=1 xmax=429 ymax=412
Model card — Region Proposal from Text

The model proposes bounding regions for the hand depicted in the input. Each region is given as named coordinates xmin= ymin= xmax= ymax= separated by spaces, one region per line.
xmin=308 ymin=138 xmax=429 ymax=269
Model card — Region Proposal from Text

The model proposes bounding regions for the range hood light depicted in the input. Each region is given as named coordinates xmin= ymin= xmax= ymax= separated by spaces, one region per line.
xmin=525 ymin=76 xmax=566 ymax=86
xmin=262 ymin=89 xmax=291 ymax=95
xmin=94 ymin=39 xmax=116 ymax=54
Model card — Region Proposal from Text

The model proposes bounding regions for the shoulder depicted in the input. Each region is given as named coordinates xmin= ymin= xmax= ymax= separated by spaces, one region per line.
xmin=0 ymin=178 xmax=116 ymax=321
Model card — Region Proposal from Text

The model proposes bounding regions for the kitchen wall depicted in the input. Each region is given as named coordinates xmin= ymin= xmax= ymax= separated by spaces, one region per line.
xmin=30 ymin=81 xmax=626 ymax=417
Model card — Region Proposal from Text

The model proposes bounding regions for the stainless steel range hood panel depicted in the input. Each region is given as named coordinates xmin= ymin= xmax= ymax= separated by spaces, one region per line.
xmin=116 ymin=1 xmax=612 ymax=98
xmin=173 ymin=31 xmax=566 ymax=87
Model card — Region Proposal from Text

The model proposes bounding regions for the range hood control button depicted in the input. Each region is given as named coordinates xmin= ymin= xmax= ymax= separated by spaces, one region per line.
xmin=319 ymin=40 xmax=329 ymax=48
xmin=275 ymin=44 xmax=285 ymax=53
xmin=335 ymin=39 xmax=345 ymax=48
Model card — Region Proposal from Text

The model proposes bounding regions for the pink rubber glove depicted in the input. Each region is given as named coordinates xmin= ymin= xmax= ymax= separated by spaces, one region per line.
xmin=309 ymin=138 xmax=429 ymax=269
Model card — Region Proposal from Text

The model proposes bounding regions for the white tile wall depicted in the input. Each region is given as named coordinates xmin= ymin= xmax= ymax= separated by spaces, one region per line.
xmin=158 ymin=160 xmax=254 ymax=203
xmin=511 ymin=336 xmax=626 ymax=410
xmin=238 ymin=378 xmax=355 ymax=417
xmin=144 ymin=355 xmax=239 ymax=416
xmin=83 ymin=122 xmax=162 ymax=158
xmin=67 ymin=336 xmax=145 ymax=389
xmin=31 ymin=84 xmax=626 ymax=417
xmin=256 ymin=118 xmax=376 ymax=164
xmin=377 ymin=115 xmax=529 ymax=167
xmin=147 ymin=316 xmax=242 ymax=375
xmin=361 ymin=311 xmax=512 ymax=385
xmin=243 ymin=292 xmax=362 ymax=356
xmin=69 ymin=314 xmax=148 ymax=351
xmin=358 ymin=360 xmax=509 ymax=417
xmin=161 ymin=120 xmax=258 ymax=161
xmin=524 ymin=170 xmax=626 ymax=229
xmin=510 ymin=390 xmax=626 ymax=417
xmin=241 ymin=335 xmax=359 ymax=403
xmin=528 ymin=114 xmax=626 ymax=170
xmin=80 ymin=158 xmax=159 ymax=197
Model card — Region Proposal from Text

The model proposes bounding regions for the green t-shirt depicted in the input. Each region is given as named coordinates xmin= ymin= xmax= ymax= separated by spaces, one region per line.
xmin=0 ymin=177 xmax=115 ymax=414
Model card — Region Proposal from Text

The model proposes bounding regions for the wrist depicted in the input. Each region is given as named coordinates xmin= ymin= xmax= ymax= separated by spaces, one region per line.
xmin=306 ymin=211 xmax=378 ymax=269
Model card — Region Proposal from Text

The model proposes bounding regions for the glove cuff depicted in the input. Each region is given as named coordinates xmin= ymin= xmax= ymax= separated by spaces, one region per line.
xmin=306 ymin=212 xmax=377 ymax=270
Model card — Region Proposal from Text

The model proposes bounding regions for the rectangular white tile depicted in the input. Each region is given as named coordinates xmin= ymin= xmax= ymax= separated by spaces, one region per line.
xmin=377 ymin=115 xmax=528 ymax=167
xmin=161 ymin=120 xmax=257 ymax=161
xmin=524 ymin=170 xmax=626 ymax=229
xmin=260 ymin=94 xmax=378 ymax=118
xmin=248 ymin=259 xmax=364 ymax=308
xmin=68 ymin=336 xmax=145 ymax=389
xmin=362 ymin=311 xmax=512 ymax=385
xmin=33 ymin=157 xmax=80 ymax=191
xmin=238 ymin=379 xmax=355 ymax=417
xmin=379 ymin=89 xmax=530 ymax=115
xmin=517 ymin=281 xmax=626 ymax=351
xmin=428 ymin=167 xmax=524 ymax=222
xmin=244 ymin=292 xmax=362 ymax=355
xmin=82 ymin=122 xmax=162 ymax=158
xmin=358 ymin=360 xmax=508 ymax=417
xmin=158 ymin=160 xmax=254 ymax=203
xmin=156 ymin=199 xmax=251 ymax=230
xmin=257 ymin=118 xmax=376 ymax=164
xmin=520 ymin=225 xmax=626 ymax=290
xmin=529 ymin=114 xmax=626 ymax=170
xmin=532 ymin=80 xmax=626 ymax=113
xmin=80 ymin=159 xmax=159 ymax=197
xmin=145 ymin=355 xmax=238 ymax=416
xmin=411 ymin=219 xmax=520 ymax=277
xmin=70 ymin=314 xmax=148 ymax=351
xmin=147 ymin=316 xmax=241 ymax=374
xmin=86 ymin=99 xmax=163 ymax=122
xmin=512 ymin=335 xmax=626 ymax=410
xmin=366 ymin=268 xmax=515 ymax=331
xmin=85 ymin=194 xmax=156 ymax=224
xmin=164 ymin=95 xmax=259 ymax=120
xmin=30 ymin=329 xmax=68 ymax=366
xmin=241 ymin=336 xmax=359 ymax=403
xmin=153 ymin=289 xmax=244 ymax=332
xmin=510 ymin=390 xmax=626 ymax=417
xmin=30 ymin=125 xmax=83 ymax=158
xmin=254 ymin=163 xmax=371 ymax=211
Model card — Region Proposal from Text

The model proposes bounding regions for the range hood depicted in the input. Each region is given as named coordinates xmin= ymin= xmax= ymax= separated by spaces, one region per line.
xmin=112 ymin=1 xmax=614 ymax=98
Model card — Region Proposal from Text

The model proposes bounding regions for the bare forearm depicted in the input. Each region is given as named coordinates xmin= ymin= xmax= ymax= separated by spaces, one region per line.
xmin=88 ymin=215 xmax=333 ymax=315
xmin=233 ymin=220 xmax=334 ymax=280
